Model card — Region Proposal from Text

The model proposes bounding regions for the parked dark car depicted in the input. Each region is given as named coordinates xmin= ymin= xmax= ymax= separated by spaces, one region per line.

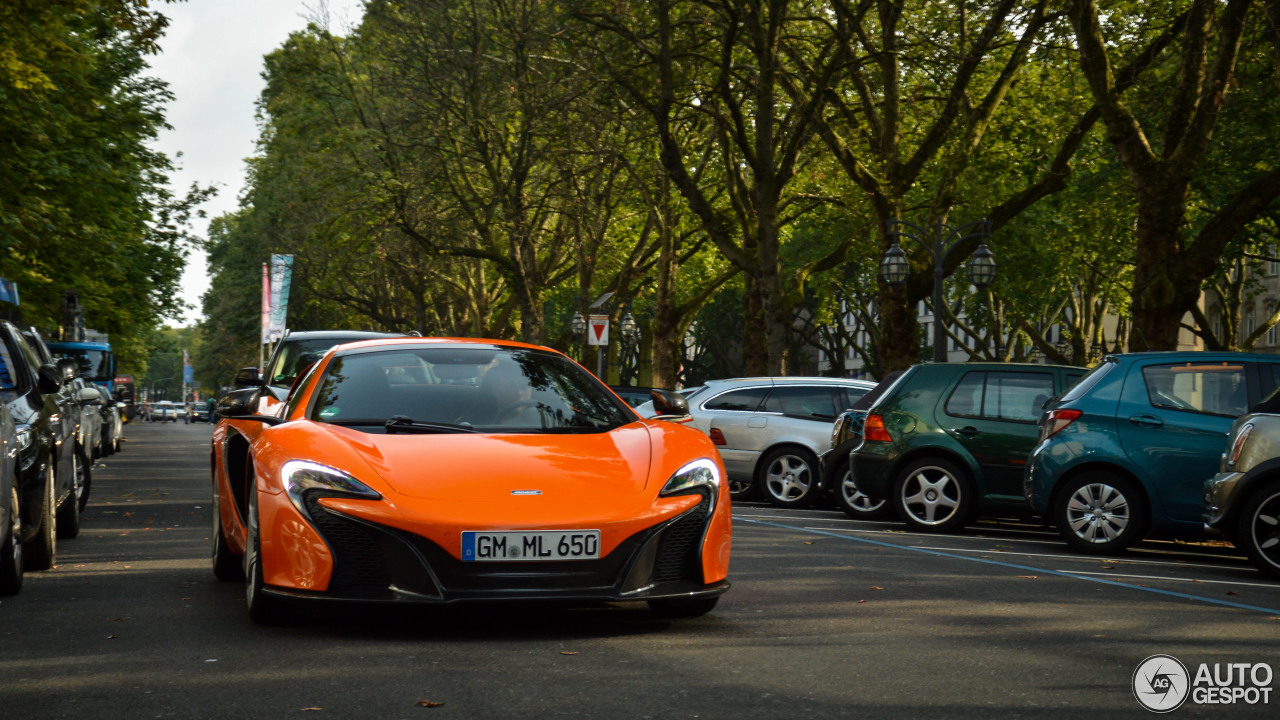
xmin=819 ymin=371 xmax=906 ymax=519
xmin=0 ymin=321 xmax=86 ymax=571
xmin=92 ymin=382 xmax=122 ymax=456
xmin=850 ymin=362 xmax=1085 ymax=532
xmin=189 ymin=402 xmax=211 ymax=423
xmin=1204 ymin=408 xmax=1280 ymax=579
xmin=235 ymin=330 xmax=403 ymax=410
xmin=1027 ymin=352 xmax=1280 ymax=554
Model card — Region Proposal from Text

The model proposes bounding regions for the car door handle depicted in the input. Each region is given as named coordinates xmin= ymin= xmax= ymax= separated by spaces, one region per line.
xmin=1129 ymin=414 xmax=1164 ymax=428
xmin=956 ymin=426 xmax=980 ymax=437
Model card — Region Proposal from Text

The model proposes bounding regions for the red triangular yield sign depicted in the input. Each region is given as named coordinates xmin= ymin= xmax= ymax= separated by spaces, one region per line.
xmin=592 ymin=323 xmax=606 ymax=341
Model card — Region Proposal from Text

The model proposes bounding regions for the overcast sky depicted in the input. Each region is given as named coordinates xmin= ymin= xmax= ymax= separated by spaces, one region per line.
xmin=147 ymin=0 xmax=365 ymax=326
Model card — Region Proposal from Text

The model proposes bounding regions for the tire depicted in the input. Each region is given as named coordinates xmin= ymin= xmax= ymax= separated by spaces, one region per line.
xmin=212 ymin=488 xmax=243 ymax=581
xmin=1236 ymin=480 xmax=1280 ymax=580
xmin=1052 ymin=472 xmax=1147 ymax=554
xmin=833 ymin=459 xmax=892 ymax=520
xmin=649 ymin=596 xmax=719 ymax=618
xmin=244 ymin=483 xmax=288 ymax=624
xmin=56 ymin=448 xmax=86 ymax=540
xmin=892 ymin=457 xmax=976 ymax=533
xmin=0 ymin=487 xmax=24 ymax=595
xmin=24 ymin=464 xmax=56 ymax=571
xmin=756 ymin=447 xmax=821 ymax=508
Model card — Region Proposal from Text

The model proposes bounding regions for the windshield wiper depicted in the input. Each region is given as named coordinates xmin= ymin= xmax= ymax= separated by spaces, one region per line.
xmin=384 ymin=415 xmax=480 ymax=434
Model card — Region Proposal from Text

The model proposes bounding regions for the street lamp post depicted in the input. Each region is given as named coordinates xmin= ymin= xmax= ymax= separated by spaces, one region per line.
xmin=619 ymin=311 xmax=638 ymax=384
xmin=879 ymin=217 xmax=996 ymax=363
xmin=570 ymin=311 xmax=587 ymax=361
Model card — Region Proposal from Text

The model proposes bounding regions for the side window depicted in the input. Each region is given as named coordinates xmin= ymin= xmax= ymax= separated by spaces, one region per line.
xmin=762 ymin=386 xmax=837 ymax=419
xmin=1141 ymin=363 xmax=1247 ymax=417
xmin=702 ymin=387 xmax=769 ymax=412
xmin=944 ymin=372 xmax=986 ymax=418
xmin=9 ymin=333 xmax=40 ymax=384
xmin=1064 ymin=372 xmax=1085 ymax=390
xmin=984 ymin=372 xmax=1054 ymax=422
xmin=841 ymin=387 xmax=869 ymax=410
xmin=0 ymin=340 xmax=18 ymax=397
xmin=1262 ymin=363 xmax=1280 ymax=397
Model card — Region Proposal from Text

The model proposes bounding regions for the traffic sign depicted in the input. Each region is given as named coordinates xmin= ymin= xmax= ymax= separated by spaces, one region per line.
xmin=588 ymin=315 xmax=609 ymax=346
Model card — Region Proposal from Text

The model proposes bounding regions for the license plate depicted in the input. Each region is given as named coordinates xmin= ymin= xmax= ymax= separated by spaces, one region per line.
xmin=461 ymin=530 xmax=600 ymax=562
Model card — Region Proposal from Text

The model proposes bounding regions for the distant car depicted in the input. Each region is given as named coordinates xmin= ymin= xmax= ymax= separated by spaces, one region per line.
xmin=87 ymin=382 xmax=121 ymax=456
xmin=151 ymin=401 xmax=179 ymax=422
xmin=0 ymin=402 xmax=21 ymax=594
xmin=639 ymin=377 xmax=875 ymax=506
xmin=211 ymin=337 xmax=731 ymax=624
xmin=849 ymin=363 xmax=1084 ymax=532
xmin=1204 ymin=408 xmax=1280 ymax=579
xmin=190 ymin=403 xmax=211 ymax=423
xmin=1027 ymin=352 xmax=1280 ymax=554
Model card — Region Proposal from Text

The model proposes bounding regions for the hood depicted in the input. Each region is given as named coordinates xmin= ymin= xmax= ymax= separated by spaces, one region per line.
xmin=321 ymin=424 xmax=653 ymax=502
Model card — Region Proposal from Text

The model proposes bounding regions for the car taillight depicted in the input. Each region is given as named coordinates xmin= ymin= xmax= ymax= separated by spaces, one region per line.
xmin=1041 ymin=409 xmax=1082 ymax=441
xmin=709 ymin=428 xmax=727 ymax=445
xmin=863 ymin=413 xmax=892 ymax=443
xmin=1227 ymin=423 xmax=1253 ymax=468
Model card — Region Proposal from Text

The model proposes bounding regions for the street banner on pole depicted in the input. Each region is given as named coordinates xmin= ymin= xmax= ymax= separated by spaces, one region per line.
xmin=261 ymin=263 xmax=271 ymax=344
xmin=588 ymin=315 xmax=609 ymax=346
xmin=268 ymin=254 xmax=294 ymax=341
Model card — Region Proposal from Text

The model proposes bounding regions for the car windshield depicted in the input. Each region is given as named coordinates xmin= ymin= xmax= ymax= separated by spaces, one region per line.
xmin=266 ymin=338 xmax=354 ymax=389
xmin=309 ymin=347 xmax=634 ymax=434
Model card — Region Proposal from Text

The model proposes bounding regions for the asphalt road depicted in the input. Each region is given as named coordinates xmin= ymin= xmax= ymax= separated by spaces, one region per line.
xmin=2 ymin=421 xmax=1279 ymax=719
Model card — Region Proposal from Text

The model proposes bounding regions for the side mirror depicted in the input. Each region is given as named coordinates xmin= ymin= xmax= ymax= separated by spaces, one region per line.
xmin=36 ymin=363 xmax=61 ymax=394
xmin=78 ymin=387 xmax=102 ymax=403
xmin=57 ymin=357 xmax=79 ymax=382
xmin=215 ymin=387 xmax=261 ymax=419
xmin=650 ymin=389 xmax=691 ymax=420
xmin=233 ymin=367 xmax=261 ymax=389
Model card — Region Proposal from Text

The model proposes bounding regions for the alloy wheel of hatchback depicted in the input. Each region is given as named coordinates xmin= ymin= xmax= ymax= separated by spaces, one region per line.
xmin=1238 ymin=481 xmax=1280 ymax=579
xmin=834 ymin=460 xmax=890 ymax=520
xmin=758 ymin=448 xmax=819 ymax=508
xmin=24 ymin=464 xmax=56 ymax=570
xmin=893 ymin=458 xmax=973 ymax=532
xmin=1054 ymin=472 xmax=1146 ymax=554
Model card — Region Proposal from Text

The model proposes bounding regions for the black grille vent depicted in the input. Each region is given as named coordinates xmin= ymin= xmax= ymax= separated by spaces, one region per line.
xmin=303 ymin=494 xmax=393 ymax=597
xmin=652 ymin=497 xmax=711 ymax=583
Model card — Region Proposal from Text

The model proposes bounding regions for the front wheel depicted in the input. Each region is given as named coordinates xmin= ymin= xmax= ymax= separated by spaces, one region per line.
xmin=756 ymin=447 xmax=820 ymax=508
xmin=244 ymin=484 xmax=288 ymax=624
xmin=24 ymin=464 xmax=56 ymax=570
xmin=1237 ymin=480 xmax=1280 ymax=579
xmin=648 ymin=596 xmax=719 ymax=618
xmin=212 ymin=489 xmax=243 ymax=581
xmin=833 ymin=459 xmax=891 ymax=520
xmin=727 ymin=475 xmax=759 ymax=502
xmin=893 ymin=458 xmax=976 ymax=533
xmin=0 ymin=487 xmax=24 ymax=595
xmin=1053 ymin=472 xmax=1147 ymax=554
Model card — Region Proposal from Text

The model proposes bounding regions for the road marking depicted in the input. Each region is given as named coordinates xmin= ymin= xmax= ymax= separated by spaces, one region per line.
xmin=901 ymin=542 xmax=1245 ymax=572
xmin=741 ymin=517 xmax=1280 ymax=616
xmin=1058 ymin=570 xmax=1280 ymax=589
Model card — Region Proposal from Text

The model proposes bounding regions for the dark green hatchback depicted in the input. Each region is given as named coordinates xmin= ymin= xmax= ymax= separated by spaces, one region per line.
xmin=850 ymin=362 xmax=1084 ymax=532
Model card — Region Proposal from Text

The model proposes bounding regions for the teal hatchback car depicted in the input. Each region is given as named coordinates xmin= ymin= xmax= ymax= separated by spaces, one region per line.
xmin=1026 ymin=352 xmax=1280 ymax=554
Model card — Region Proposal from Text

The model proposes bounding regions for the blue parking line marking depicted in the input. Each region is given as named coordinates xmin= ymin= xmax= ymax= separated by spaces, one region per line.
xmin=740 ymin=517 xmax=1280 ymax=616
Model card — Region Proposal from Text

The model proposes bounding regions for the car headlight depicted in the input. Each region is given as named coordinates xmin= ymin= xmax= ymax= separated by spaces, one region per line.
xmin=281 ymin=460 xmax=381 ymax=517
xmin=660 ymin=458 xmax=721 ymax=510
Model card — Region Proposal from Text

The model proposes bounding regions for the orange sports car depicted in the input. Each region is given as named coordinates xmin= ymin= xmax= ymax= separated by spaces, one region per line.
xmin=210 ymin=337 xmax=731 ymax=623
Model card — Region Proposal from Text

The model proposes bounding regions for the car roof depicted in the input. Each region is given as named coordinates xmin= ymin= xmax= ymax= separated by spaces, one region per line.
xmin=280 ymin=330 xmax=402 ymax=342
xmin=701 ymin=376 xmax=876 ymax=389
xmin=330 ymin=336 xmax=559 ymax=354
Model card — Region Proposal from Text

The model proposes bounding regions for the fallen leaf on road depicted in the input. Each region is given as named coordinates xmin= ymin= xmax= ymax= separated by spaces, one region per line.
xmin=870 ymin=586 xmax=883 ymax=591
xmin=1101 ymin=566 xmax=1115 ymax=570
xmin=803 ymin=541 xmax=815 ymax=545
xmin=559 ymin=651 xmax=578 ymax=655
xmin=857 ymin=599 xmax=867 ymax=604
xmin=416 ymin=701 xmax=445 ymax=708
xmin=1225 ymin=591 xmax=1239 ymax=596
xmin=106 ymin=634 xmax=119 ymax=639
xmin=300 ymin=708 xmax=322 ymax=712
xmin=1015 ymin=575 xmax=1038 ymax=580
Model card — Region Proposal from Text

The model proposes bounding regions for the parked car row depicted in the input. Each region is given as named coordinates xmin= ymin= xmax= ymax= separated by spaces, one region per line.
xmin=815 ymin=351 xmax=1280 ymax=580
xmin=0 ymin=321 xmax=125 ymax=596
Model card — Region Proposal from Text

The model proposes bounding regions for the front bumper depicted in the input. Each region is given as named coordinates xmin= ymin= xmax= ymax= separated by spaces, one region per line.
xmin=264 ymin=494 xmax=728 ymax=606
xmin=1202 ymin=470 xmax=1243 ymax=533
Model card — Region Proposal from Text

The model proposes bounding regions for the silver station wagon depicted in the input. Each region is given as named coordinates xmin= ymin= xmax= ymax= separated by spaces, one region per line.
xmin=672 ymin=377 xmax=875 ymax=507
